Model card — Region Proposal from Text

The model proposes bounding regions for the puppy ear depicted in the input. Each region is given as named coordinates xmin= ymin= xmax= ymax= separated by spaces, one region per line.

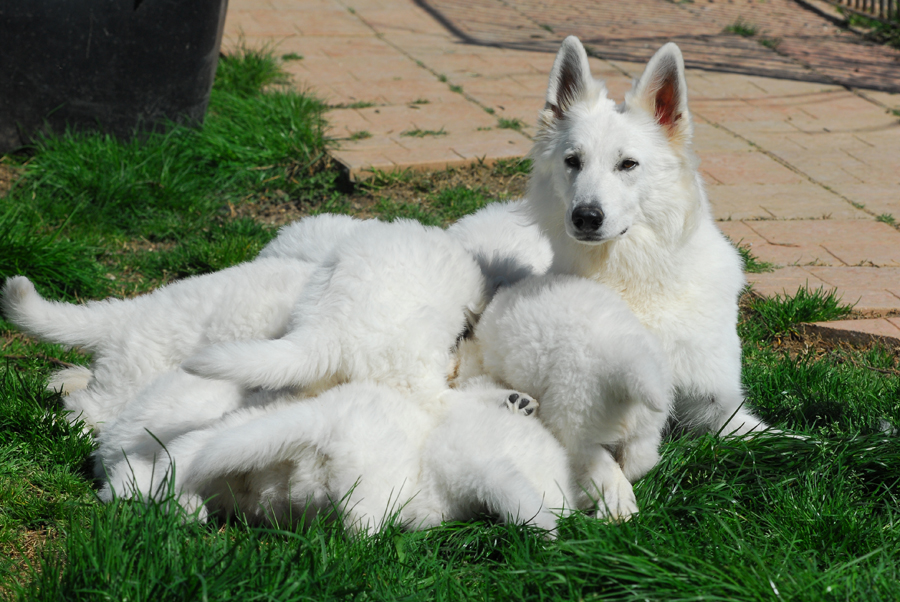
xmin=628 ymin=43 xmax=691 ymax=145
xmin=544 ymin=36 xmax=593 ymax=120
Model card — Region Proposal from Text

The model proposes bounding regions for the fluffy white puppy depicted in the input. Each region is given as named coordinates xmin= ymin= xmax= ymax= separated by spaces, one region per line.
xmin=102 ymin=380 xmax=571 ymax=536
xmin=447 ymin=199 xmax=553 ymax=295
xmin=1 ymin=258 xmax=315 ymax=432
xmin=257 ymin=212 xmax=365 ymax=264
xmin=458 ymin=274 xmax=673 ymax=520
xmin=0 ymin=213 xmax=374 ymax=432
xmin=183 ymin=219 xmax=488 ymax=396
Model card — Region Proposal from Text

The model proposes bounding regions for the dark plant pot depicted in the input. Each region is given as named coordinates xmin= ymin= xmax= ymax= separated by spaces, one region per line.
xmin=0 ymin=0 xmax=228 ymax=153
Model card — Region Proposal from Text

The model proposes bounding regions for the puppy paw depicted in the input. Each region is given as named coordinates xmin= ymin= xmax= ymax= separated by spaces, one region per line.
xmin=594 ymin=472 xmax=638 ymax=522
xmin=579 ymin=459 xmax=639 ymax=522
xmin=502 ymin=392 xmax=538 ymax=417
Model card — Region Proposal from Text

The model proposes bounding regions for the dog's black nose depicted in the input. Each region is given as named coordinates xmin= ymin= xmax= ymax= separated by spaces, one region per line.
xmin=571 ymin=206 xmax=604 ymax=233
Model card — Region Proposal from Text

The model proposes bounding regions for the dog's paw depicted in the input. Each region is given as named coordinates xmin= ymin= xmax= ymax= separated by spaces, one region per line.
xmin=592 ymin=472 xmax=638 ymax=522
xmin=502 ymin=392 xmax=538 ymax=417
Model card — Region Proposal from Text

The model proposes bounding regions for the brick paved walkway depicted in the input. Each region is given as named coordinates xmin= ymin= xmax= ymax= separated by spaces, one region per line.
xmin=224 ymin=0 xmax=900 ymax=343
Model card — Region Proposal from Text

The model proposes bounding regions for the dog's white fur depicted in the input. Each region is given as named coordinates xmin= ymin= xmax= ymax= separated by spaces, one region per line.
xmin=102 ymin=380 xmax=571 ymax=536
xmin=257 ymin=212 xmax=365 ymax=264
xmin=0 ymin=258 xmax=315 ymax=432
xmin=1 ymin=214 xmax=404 ymax=435
xmin=458 ymin=275 xmax=672 ymax=519
xmin=527 ymin=37 xmax=767 ymax=437
xmin=446 ymin=199 xmax=553 ymax=293
xmin=182 ymin=219 xmax=488 ymax=396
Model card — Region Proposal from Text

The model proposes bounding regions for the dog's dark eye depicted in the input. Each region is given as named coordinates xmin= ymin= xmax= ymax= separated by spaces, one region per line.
xmin=619 ymin=159 xmax=639 ymax=171
xmin=565 ymin=155 xmax=582 ymax=170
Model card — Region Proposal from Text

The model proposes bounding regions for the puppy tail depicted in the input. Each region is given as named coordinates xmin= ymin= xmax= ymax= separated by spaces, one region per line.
xmin=1 ymin=276 xmax=117 ymax=349
xmin=182 ymin=335 xmax=339 ymax=391
xmin=47 ymin=365 xmax=93 ymax=396
xmin=184 ymin=405 xmax=329 ymax=487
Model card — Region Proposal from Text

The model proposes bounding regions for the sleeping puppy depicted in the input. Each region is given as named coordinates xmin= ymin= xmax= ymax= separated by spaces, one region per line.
xmin=100 ymin=379 xmax=571 ymax=537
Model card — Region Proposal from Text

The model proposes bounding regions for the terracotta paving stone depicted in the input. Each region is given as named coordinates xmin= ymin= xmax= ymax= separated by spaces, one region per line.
xmin=833 ymin=185 xmax=900 ymax=218
xmin=744 ymin=220 xmax=900 ymax=267
xmin=861 ymin=90 xmax=900 ymax=112
xmin=707 ymin=183 xmax=868 ymax=221
xmin=692 ymin=123 xmax=754 ymax=154
xmin=801 ymin=267 xmax=900 ymax=312
xmin=324 ymin=108 xmax=375 ymax=136
xmin=745 ymin=267 xmax=831 ymax=298
xmin=446 ymin=130 xmax=533 ymax=161
xmin=697 ymin=151 xmax=804 ymax=186
xmin=293 ymin=12 xmax=374 ymax=37
xmin=283 ymin=58 xmax=357 ymax=86
xmin=324 ymin=82 xmax=453 ymax=106
xmin=330 ymin=149 xmax=399 ymax=175
xmin=355 ymin=9 xmax=451 ymax=35
xmin=716 ymin=221 xmax=770 ymax=248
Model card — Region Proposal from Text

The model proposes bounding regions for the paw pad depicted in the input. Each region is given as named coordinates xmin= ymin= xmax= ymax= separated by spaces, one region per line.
xmin=503 ymin=392 xmax=538 ymax=417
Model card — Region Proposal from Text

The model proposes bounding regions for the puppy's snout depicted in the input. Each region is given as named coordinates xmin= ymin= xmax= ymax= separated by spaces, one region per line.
xmin=571 ymin=206 xmax=604 ymax=233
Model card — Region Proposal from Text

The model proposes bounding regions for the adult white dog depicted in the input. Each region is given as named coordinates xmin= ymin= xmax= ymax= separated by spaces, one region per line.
xmin=526 ymin=36 xmax=768 ymax=437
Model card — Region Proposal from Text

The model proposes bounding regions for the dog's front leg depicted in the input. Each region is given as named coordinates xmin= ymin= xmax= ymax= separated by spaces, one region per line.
xmin=575 ymin=446 xmax=638 ymax=521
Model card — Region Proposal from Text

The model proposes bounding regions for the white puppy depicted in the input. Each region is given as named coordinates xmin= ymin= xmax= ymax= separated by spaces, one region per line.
xmin=102 ymin=380 xmax=571 ymax=537
xmin=458 ymin=274 xmax=672 ymax=520
xmin=183 ymin=219 xmax=488 ymax=396
xmin=1 ymin=258 xmax=314 ymax=432
xmin=257 ymin=212 xmax=364 ymax=264
xmin=447 ymin=199 xmax=553 ymax=295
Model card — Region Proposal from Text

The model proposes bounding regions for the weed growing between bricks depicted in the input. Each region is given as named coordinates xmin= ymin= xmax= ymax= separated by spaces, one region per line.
xmin=2 ymin=48 xmax=899 ymax=601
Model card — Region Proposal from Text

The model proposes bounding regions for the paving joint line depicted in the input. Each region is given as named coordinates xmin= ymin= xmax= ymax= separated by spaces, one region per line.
xmin=692 ymin=111 xmax=889 ymax=224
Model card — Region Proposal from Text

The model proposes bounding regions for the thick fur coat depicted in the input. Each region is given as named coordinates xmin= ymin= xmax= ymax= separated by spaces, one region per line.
xmin=526 ymin=37 xmax=767 ymax=436
xmin=101 ymin=380 xmax=571 ymax=536
xmin=182 ymin=218 xmax=488 ymax=397
xmin=458 ymin=274 xmax=672 ymax=519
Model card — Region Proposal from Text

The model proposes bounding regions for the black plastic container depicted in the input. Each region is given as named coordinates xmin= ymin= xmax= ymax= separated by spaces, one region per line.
xmin=0 ymin=0 xmax=229 ymax=153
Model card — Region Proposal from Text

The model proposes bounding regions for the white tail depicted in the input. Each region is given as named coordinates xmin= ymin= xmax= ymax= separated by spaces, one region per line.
xmin=1 ymin=276 xmax=119 ymax=350
xmin=182 ymin=335 xmax=340 ymax=391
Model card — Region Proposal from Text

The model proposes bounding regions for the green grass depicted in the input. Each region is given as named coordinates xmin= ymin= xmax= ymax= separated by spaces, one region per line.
xmin=492 ymin=157 xmax=532 ymax=177
xmin=726 ymin=236 xmax=775 ymax=274
xmin=0 ymin=46 xmax=329 ymax=296
xmin=497 ymin=117 xmax=526 ymax=131
xmin=328 ymin=101 xmax=377 ymax=110
xmin=348 ymin=130 xmax=372 ymax=141
xmin=400 ymin=128 xmax=447 ymax=138
xmin=725 ymin=17 xmax=758 ymax=37
xmin=372 ymin=185 xmax=494 ymax=226
xmin=842 ymin=9 xmax=900 ymax=49
xmin=2 ymin=44 xmax=900 ymax=602
xmin=0 ymin=206 xmax=108 ymax=301
xmin=876 ymin=213 xmax=896 ymax=226
xmin=741 ymin=285 xmax=855 ymax=342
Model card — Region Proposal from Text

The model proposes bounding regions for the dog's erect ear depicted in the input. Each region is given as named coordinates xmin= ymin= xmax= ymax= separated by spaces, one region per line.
xmin=629 ymin=43 xmax=691 ymax=145
xmin=545 ymin=36 xmax=592 ymax=120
